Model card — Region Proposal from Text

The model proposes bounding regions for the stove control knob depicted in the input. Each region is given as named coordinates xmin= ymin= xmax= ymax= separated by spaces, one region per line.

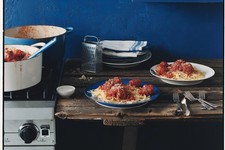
xmin=19 ymin=123 xmax=39 ymax=144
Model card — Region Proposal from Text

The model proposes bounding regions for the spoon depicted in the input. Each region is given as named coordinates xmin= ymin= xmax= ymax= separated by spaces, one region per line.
xmin=28 ymin=37 xmax=57 ymax=59
xmin=181 ymin=97 xmax=190 ymax=116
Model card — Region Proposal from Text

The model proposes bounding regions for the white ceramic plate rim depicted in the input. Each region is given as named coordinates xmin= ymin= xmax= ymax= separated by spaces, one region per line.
xmin=103 ymin=51 xmax=152 ymax=66
xmin=150 ymin=62 xmax=215 ymax=82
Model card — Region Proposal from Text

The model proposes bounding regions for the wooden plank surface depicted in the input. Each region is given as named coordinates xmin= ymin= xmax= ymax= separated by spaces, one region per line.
xmin=55 ymin=59 xmax=223 ymax=126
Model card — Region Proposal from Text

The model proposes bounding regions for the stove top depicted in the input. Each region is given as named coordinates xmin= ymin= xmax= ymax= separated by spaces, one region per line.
xmin=4 ymin=63 xmax=64 ymax=101
xmin=4 ymin=61 xmax=63 ymax=149
xmin=4 ymin=63 xmax=63 ymax=120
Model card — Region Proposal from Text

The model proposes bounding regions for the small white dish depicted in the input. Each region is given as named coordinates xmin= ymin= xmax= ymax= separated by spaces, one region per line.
xmin=56 ymin=85 xmax=75 ymax=98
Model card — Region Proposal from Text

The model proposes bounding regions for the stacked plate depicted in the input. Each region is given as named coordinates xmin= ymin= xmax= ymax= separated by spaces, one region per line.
xmin=101 ymin=40 xmax=152 ymax=68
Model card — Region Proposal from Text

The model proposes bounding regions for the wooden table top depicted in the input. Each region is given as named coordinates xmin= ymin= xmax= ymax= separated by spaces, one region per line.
xmin=55 ymin=59 xmax=223 ymax=126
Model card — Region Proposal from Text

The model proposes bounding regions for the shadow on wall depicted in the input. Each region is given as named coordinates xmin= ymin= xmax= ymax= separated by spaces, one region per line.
xmin=150 ymin=46 xmax=176 ymax=61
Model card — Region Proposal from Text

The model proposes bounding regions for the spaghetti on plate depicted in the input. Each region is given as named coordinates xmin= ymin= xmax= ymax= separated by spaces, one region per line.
xmin=90 ymin=77 xmax=154 ymax=104
xmin=155 ymin=59 xmax=204 ymax=80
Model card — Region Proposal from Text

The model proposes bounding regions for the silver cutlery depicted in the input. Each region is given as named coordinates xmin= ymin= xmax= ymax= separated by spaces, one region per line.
xmin=199 ymin=90 xmax=207 ymax=110
xmin=184 ymin=91 xmax=212 ymax=110
xmin=198 ymin=90 xmax=218 ymax=108
xmin=181 ymin=97 xmax=190 ymax=116
xmin=184 ymin=91 xmax=217 ymax=110
xmin=173 ymin=92 xmax=183 ymax=115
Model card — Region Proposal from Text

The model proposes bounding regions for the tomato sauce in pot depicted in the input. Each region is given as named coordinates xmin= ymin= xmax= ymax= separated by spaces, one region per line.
xmin=4 ymin=48 xmax=31 ymax=62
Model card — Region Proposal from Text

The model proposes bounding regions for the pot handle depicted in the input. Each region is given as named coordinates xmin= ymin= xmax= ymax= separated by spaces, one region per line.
xmin=84 ymin=35 xmax=100 ymax=43
xmin=65 ymin=27 xmax=73 ymax=35
xmin=31 ymin=42 xmax=46 ymax=48
xmin=28 ymin=37 xmax=57 ymax=59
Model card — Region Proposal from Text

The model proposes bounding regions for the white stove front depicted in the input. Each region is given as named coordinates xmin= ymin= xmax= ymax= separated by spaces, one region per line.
xmin=4 ymin=146 xmax=55 ymax=150
xmin=4 ymin=101 xmax=56 ymax=149
xmin=4 ymin=101 xmax=55 ymax=120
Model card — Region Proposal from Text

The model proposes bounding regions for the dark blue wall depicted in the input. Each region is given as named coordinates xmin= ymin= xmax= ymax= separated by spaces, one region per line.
xmin=4 ymin=0 xmax=223 ymax=59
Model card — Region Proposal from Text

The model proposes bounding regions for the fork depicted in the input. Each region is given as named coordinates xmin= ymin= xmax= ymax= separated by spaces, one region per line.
xmin=183 ymin=91 xmax=215 ymax=110
xmin=199 ymin=91 xmax=218 ymax=108
xmin=198 ymin=91 xmax=214 ymax=110
xmin=173 ymin=92 xmax=183 ymax=115
xmin=184 ymin=91 xmax=213 ymax=110
xmin=199 ymin=91 xmax=207 ymax=110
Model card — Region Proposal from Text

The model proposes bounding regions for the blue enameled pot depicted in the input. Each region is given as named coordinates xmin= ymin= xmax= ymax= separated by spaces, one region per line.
xmin=5 ymin=25 xmax=73 ymax=68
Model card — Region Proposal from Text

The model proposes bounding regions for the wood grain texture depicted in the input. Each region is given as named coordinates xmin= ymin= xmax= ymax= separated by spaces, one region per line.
xmin=56 ymin=59 xmax=223 ymax=126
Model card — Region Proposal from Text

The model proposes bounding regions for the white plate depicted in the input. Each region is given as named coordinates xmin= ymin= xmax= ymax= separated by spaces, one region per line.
xmin=150 ymin=62 xmax=215 ymax=85
xmin=103 ymin=51 xmax=152 ymax=68
xmin=103 ymin=49 xmax=148 ymax=58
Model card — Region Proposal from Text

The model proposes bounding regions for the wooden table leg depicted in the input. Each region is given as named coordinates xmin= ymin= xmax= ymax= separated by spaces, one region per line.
xmin=122 ymin=126 xmax=138 ymax=150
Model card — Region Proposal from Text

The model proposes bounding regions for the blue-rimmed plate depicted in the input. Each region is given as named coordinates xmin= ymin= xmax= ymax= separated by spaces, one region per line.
xmin=84 ymin=79 xmax=160 ymax=109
